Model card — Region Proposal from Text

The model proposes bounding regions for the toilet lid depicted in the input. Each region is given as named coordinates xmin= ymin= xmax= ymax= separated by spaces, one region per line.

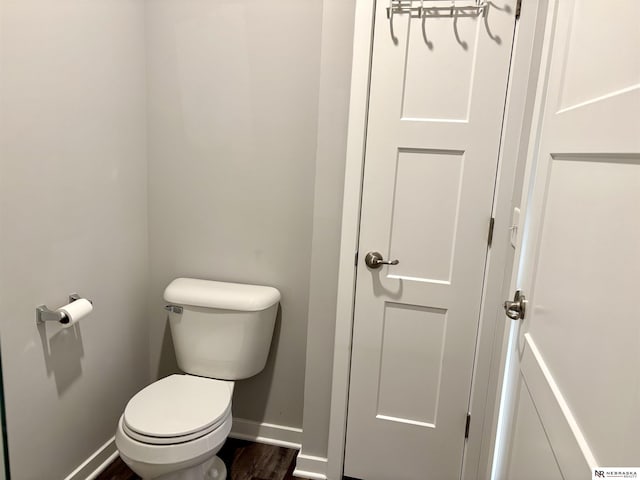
xmin=123 ymin=375 xmax=232 ymax=440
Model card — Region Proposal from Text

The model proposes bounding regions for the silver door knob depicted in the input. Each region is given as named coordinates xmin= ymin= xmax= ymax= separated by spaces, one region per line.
xmin=365 ymin=251 xmax=400 ymax=269
xmin=503 ymin=290 xmax=526 ymax=320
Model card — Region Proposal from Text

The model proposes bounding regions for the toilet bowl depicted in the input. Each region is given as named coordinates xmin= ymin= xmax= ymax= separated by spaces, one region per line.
xmin=115 ymin=279 xmax=280 ymax=480
xmin=116 ymin=375 xmax=233 ymax=479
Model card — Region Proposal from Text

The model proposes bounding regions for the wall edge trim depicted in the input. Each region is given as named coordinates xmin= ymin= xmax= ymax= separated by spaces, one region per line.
xmin=229 ymin=417 xmax=302 ymax=450
xmin=294 ymin=451 xmax=328 ymax=480
xmin=63 ymin=436 xmax=118 ymax=480
xmin=63 ymin=420 xmax=303 ymax=479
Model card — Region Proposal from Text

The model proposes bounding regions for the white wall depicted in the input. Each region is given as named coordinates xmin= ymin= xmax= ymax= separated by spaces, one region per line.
xmin=300 ymin=0 xmax=356 ymax=461
xmin=146 ymin=0 xmax=322 ymax=430
xmin=0 ymin=1 xmax=352 ymax=476
xmin=0 ymin=1 xmax=148 ymax=478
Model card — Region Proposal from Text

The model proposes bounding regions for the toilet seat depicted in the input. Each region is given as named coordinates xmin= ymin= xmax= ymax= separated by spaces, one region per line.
xmin=122 ymin=405 xmax=231 ymax=445
xmin=116 ymin=413 xmax=232 ymax=470
xmin=123 ymin=374 xmax=232 ymax=445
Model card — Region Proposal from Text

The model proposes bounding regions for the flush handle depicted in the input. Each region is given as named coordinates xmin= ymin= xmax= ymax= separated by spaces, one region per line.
xmin=364 ymin=251 xmax=400 ymax=269
xmin=164 ymin=304 xmax=183 ymax=314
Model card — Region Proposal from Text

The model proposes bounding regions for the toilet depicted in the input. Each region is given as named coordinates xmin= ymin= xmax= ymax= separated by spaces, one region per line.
xmin=115 ymin=278 xmax=280 ymax=480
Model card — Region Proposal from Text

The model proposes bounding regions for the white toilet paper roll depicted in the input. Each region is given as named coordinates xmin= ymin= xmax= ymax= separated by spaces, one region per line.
xmin=56 ymin=298 xmax=93 ymax=328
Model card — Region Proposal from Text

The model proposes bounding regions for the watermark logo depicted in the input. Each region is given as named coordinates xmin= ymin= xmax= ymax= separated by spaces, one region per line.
xmin=593 ymin=468 xmax=640 ymax=479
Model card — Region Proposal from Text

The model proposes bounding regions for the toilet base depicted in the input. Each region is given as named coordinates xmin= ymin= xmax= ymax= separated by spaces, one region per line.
xmin=155 ymin=455 xmax=226 ymax=480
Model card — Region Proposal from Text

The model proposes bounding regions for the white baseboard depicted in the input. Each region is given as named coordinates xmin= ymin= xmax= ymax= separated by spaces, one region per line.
xmin=293 ymin=452 xmax=328 ymax=480
xmin=229 ymin=417 xmax=302 ymax=450
xmin=63 ymin=436 xmax=118 ymax=480
xmin=64 ymin=420 xmax=302 ymax=480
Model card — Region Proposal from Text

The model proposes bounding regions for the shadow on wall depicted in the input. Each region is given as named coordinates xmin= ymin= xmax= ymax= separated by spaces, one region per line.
xmin=36 ymin=322 xmax=84 ymax=395
xmin=155 ymin=305 xmax=282 ymax=424
xmin=157 ymin=313 xmax=179 ymax=378
xmin=232 ymin=305 xmax=281 ymax=423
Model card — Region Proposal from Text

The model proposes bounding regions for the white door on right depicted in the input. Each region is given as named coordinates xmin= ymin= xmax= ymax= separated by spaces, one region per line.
xmin=501 ymin=1 xmax=640 ymax=479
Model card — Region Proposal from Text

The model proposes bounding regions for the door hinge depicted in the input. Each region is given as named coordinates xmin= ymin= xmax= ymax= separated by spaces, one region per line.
xmin=355 ymin=250 xmax=359 ymax=266
xmin=515 ymin=0 xmax=522 ymax=20
xmin=487 ymin=217 xmax=495 ymax=248
xmin=465 ymin=413 xmax=471 ymax=439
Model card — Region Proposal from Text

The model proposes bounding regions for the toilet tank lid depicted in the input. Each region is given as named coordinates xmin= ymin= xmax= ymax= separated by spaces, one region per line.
xmin=164 ymin=278 xmax=281 ymax=311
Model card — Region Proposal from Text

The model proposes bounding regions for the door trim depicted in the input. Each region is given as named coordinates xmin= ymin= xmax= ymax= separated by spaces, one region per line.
xmin=326 ymin=1 xmax=375 ymax=477
xmin=462 ymin=2 xmax=551 ymax=479
xmin=327 ymin=1 xmax=547 ymax=479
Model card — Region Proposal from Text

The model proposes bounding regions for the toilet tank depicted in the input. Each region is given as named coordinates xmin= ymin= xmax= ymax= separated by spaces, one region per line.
xmin=163 ymin=278 xmax=280 ymax=380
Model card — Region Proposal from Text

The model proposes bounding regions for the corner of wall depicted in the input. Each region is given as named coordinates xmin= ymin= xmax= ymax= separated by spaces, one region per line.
xmin=299 ymin=0 xmax=357 ymax=464
xmin=294 ymin=450 xmax=329 ymax=480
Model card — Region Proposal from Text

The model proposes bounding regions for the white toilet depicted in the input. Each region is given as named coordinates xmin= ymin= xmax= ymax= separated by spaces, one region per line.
xmin=115 ymin=277 xmax=280 ymax=480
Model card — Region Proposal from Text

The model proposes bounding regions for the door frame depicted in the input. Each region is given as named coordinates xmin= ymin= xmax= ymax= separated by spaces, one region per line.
xmin=327 ymin=1 xmax=551 ymax=479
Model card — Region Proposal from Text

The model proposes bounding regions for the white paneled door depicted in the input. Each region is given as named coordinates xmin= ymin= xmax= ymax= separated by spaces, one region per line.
xmin=344 ymin=1 xmax=517 ymax=479
xmin=502 ymin=1 xmax=640 ymax=478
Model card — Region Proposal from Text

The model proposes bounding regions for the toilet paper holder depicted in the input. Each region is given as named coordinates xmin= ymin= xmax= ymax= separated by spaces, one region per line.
xmin=36 ymin=293 xmax=92 ymax=325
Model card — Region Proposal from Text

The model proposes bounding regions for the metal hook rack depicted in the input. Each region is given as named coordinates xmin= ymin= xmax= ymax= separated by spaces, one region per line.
xmin=387 ymin=0 xmax=422 ymax=19
xmin=387 ymin=0 xmax=488 ymax=19
xmin=36 ymin=293 xmax=91 ymax=325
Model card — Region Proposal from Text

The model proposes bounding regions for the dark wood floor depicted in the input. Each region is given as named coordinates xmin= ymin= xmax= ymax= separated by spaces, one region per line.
xmin=97 ymin=438 xmax=298 ymax=480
